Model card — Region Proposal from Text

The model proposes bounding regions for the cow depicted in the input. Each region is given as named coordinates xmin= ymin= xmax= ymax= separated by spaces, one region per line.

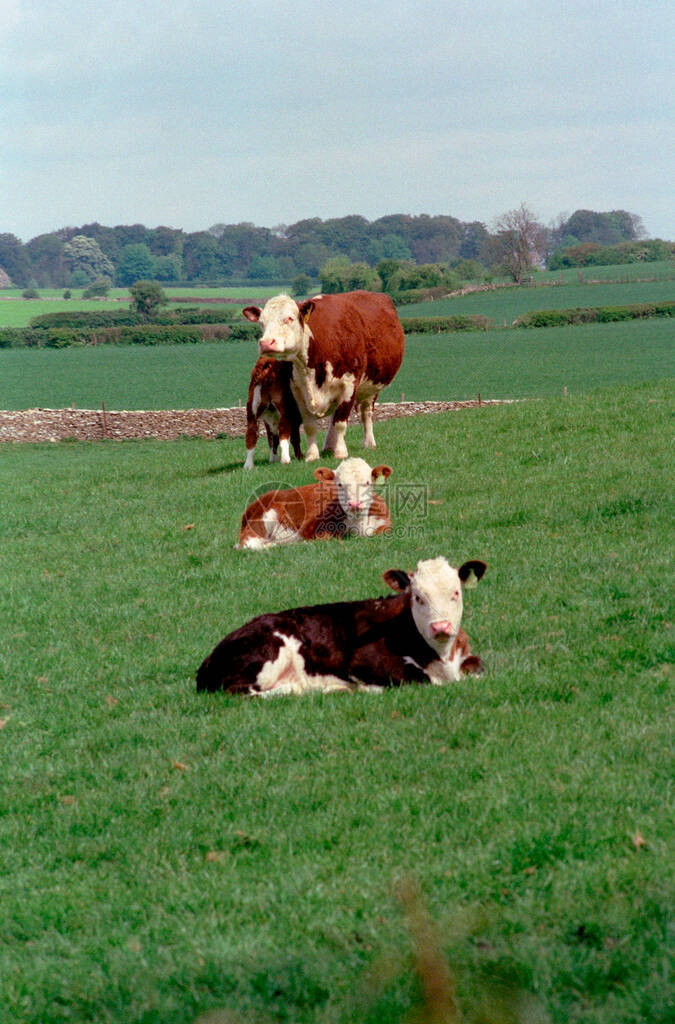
xmin=237 ymin=458 xmax=392 ymax=549
xmin=242 ymin=290 xmax=405 ymax=461
xmin=196 ymin=557 xmax=486 ymax=695
xmin=244 ymin=357 xmax=303 ymax=469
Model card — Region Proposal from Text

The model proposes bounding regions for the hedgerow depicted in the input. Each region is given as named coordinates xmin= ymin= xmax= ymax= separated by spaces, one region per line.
xmin=514 ymin=300 xmax=674 ymax=328
xmin=401 ymin=315 xmax=492 ymax=333
xmin=29 ymin=307 xmax=238 ymax=329
xmin=0 ymin=323 xmax=236 ymax=349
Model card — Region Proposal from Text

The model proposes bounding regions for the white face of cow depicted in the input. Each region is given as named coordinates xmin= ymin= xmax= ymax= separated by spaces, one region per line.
xmin=315 ymin=459 xmax=392 ymax=522
xmin=243 ymin=294 xmax=305 ymax=359
xmin=384 ymin=557 xmax=486 ymax=656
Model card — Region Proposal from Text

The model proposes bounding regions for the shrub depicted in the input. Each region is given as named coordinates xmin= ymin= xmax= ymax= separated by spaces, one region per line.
xmin=514 ymin=301 xmax=675 ymax=328
xmin=82 ymin=278 xmax=111 ymax=299
xmin=401 ymin=315 xmax=492 ymax=334
xmin=63 ymin=290 xmax=71 ymax=299
xmin=129 ymin=279 xmax=168 ymax=320
xmin=22 ymin=287 xmax=39 ymax=299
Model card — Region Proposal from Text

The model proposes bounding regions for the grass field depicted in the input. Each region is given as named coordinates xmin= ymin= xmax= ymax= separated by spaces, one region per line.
xmin=401 ymin=278 xmax=675 ymax=324
xmin=528 ymin=260 xmax=674 ymax=284
xmin=0 ymin=288 xmax=283 ymax=328
xmin=0 ymin=317 xmax=672 ymax=411
xmin=1 ymin=382 xmax=671 ymax=1024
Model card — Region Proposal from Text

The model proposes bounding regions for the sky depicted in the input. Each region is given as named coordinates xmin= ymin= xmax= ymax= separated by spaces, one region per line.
xmin=2 ymin=0 xmax=673 ymax=243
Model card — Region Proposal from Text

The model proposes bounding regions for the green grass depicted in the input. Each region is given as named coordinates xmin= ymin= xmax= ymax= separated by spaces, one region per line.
xmin=530 ymin=259 xmax=674 ymax=284
xmin=401 ymin=278 xmax=675 ymax=324
xmin=0 ymin=383 xmax=672 ymax=1023
xmin=0 ymin=288 xmax=286 ymax=328
xmin=1 ymin=318 xmax=672 ymax=410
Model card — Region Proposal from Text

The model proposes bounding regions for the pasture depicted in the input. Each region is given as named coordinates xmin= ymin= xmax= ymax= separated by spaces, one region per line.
xmin=1 ymin=380 xmax=672 ymax=1024
xmin=401 ymin=277 xmax=675 ymax=324
xmin=0 ymin=287 xmax=281 ymax=329
xmin=0 ymin=318 xmax=673 ymax=411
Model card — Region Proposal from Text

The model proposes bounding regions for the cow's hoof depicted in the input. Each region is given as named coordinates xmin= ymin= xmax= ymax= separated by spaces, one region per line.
xmin=305 ymin=446 xmax=320 ymax=462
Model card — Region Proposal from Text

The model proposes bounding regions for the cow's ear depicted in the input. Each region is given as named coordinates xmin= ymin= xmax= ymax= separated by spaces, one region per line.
xmin=314 ymin=467 xmax=335 ymax=482
xmin=371 ymin=464 xmax=392 ymax=481
xmin=297 ymin=300 xmax=315 ymax=323
xmin=458 ymin=560 xmax=487 ymax=588
xmin=383 ymin=569 xmax=410 ymax=592
xmin=242 ymin=306 xmax=261 ymax=322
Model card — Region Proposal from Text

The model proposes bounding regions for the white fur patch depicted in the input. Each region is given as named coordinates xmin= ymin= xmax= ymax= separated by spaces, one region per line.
xmin=253 ymin=633 xmax=352 ymax=696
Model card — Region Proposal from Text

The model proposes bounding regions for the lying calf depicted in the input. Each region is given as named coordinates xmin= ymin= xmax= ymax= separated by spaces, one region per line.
xmin=196 ymin=556 xmax=486 ymax=695
xmin=244 ymin=357 xmax=303 ymax=469
xmin=237 ymin=457 xmax=392 ymax=549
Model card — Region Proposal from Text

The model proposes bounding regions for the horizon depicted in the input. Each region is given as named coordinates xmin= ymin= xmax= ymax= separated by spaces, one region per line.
xmin=5 ymin=206 xmax=672 ymax=248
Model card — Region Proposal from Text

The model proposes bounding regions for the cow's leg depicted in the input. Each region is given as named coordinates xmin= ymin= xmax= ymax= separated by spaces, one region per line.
xmin=360 ymin=397 xmax=376 ymax=449
xmin=330 ymin=400 xmax=355 ymax=459
xmin=244 ymin=413 xmax=259 ymax=470
xmin=276 ymin=411 xmax=295 ymax=465
xmin=303 ymin=417 xmax=321 ymax=461
xmin=278 ymin=438 xmax=291 ymax=464
xmin=327 ymin=421 xmax=349 ymax=459
xmin=264 ymin=423 xmax=279 ymax=463
xmin=290 ymin=421 xmax=303 ymax=461
xmin=322 ymin=414 xmax=337 ymax=455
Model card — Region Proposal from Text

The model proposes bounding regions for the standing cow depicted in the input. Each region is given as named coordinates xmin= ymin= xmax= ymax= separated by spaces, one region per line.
xmin=244 ymin=357 xmax=303 ymax=469
xmin=242 ymin=291 xmax=404 ymax=461
xmin=196 ymin=557 xmax=487 ymax=695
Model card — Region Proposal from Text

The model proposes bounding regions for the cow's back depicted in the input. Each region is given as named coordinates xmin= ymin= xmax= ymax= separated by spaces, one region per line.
xmin=305 ymin=291 xmax=404 ymax=386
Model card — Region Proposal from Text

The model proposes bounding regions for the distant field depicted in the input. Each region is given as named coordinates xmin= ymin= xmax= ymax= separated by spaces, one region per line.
xmin=401 ymin=277 xmax=675 ymax=324
xmin=1 ymin=318 xmax=672 ymax=411
xmin=531 ymin=259 xmax=674 ymax=284
xmin=0 ymin=287 xmax=285 ymax=328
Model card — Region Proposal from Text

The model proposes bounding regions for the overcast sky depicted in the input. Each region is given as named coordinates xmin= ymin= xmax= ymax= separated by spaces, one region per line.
xmin=2 ymin=0 xmax=673 ymax=243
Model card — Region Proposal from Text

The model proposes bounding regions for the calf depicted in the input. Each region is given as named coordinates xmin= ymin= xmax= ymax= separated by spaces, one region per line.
xmin=237 ymin=457 xmax=392 ymax=549
xmin=244 ymin=357 xmax=303 ymax=469
xmin=242 ymin=291 xmax=405 ymax=461
xmin=196 ymin=557 xmax=486 ymax=695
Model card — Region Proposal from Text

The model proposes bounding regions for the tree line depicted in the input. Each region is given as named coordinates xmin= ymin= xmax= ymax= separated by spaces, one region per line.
xmin=0 ymin=207 xmax=662 ymax=290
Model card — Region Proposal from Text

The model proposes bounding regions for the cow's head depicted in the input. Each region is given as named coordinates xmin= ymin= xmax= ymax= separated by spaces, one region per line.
xmin=243 ymin=294 xmax=315 ymax=360
xmin=314 ymin=459 xmax=392 ymax=524
xmin=383 ymin=557 xmax=486 ymax=653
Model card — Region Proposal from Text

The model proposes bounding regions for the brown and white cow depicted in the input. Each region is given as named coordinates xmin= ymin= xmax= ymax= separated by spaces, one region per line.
xmin=242 ymin=290 xmax=404 ymax=461
xmin=244 ymin=357 xmax=303 ymax=469
xmin=237 ymin=457 xmax=392 ymax=549
xmin=196 ymin=557 xmax=486 ymax=695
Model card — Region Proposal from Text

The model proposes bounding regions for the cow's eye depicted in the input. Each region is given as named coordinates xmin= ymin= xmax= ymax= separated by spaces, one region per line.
xmin=284 ymin=316 xmax=294 ymax=324
xmin=414 ymin=594 xmax=422 ymax=604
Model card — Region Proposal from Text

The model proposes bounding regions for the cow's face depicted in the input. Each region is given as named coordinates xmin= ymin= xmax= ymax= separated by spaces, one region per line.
xmin=384 ymin=557 xmax=486 ymax=654
xmin=243 ymin=294 xmax=309 ymax=359
xmin=315 ymin=459 xmax=392 ymax=522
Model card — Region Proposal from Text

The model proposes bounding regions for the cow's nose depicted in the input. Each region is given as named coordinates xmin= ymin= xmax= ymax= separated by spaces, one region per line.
xmin=260 ymin=338 xmax=277 ymax=353
xmin=430 ymin=620 xmax=453 ymax=638
xmin=348 ymin=500 xmax=363 ymax=510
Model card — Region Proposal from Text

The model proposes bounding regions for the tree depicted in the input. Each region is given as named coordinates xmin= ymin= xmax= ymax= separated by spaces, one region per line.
xmin=62 ymin=235 xmax=114 ymax=285
xmin=318 ymin=257 xmax=380 ymax=294
xmin=82 ymin=279 xmax=111 ymax=298
xmin=129 ymin=280 xmax=167 ymax=320
xmin=491 ymin=204 xmax=547 ymax=283
xmin=0 ymin=233 xmax=31 ymax=287
xmin=153 ymin=254 xmax=183 ymax=282
xmin=116 ymin=243 xmax=155 ymax=286
xmin=291 ymin=273 xmax=313 ymax=297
